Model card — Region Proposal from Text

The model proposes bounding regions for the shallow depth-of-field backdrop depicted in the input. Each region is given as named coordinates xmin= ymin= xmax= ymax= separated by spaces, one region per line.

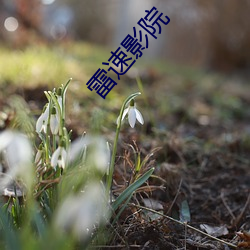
xmin=0 ymin=1 xmax=250 ymax=249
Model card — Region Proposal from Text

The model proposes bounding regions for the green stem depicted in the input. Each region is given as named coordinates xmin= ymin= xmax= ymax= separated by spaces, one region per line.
xmin=52 ymin=134 xmax=56 ymax=152
xmin=61 ymin=78 xmax=72 ymax=127
xmin=49 ymin=92 xmax=63 ymax=136
xmin=45 ymin=97 xmax=53 ymax=164
xmin=106 ymin=92 xmax=141 ymax=197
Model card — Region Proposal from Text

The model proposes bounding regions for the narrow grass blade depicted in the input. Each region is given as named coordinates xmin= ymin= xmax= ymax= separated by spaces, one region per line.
xmin=112 ymin=167 xmax=154 ymax=211
xmin=112 ymin=193 xmax=133 ymax=225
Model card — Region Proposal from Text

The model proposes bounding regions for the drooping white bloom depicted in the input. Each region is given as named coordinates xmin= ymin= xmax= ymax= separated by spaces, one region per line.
xmin=0 ymin=130 xmax=33 ymax=190
xmin=50 ymin=114 xmax=59 ymax=135
xmin=119 ymin=99 xmax=144 ymax=128
xmin=67 ymin=136 xmax=87 ymax=164
xmin=67 ymin=135 xmax=110 ymax=173
xmin=56 ymin=87 xmax=63 ymax=111
xmin=35 ymin=144 xmax=43 ymax=164
xmin=50 ymin=106 xmax=60 ymax=135
xmin=57 ymin=95 xmax=63 ymax=112
xmin=51 ymin=145 xmax=67 ymax=169
xmin=54 ymin=182 xmax=109 ymax=240
xmin=2 ymin=132 xmax=32 ymax=171
xmin=35 ymin=149 xmax=42 ymax=164
xmin=89 ymin=137 xmax=110 ymax=173
xmin=36 ymin=103 xmax=50 ymax=133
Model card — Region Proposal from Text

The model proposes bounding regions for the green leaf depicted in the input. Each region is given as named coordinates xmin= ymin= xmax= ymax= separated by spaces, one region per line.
xmin=112 ymin=193 xmax=133 ymax=225
xmin=112 ymin=167 xmax=154 ymax=211
xmin=32 ymin=209 xmax=46 ymax=237
xmin=0 ymin=207 xmax=21 ymax=250
xmin=62 ymin=78 xmax=72 ymax=99
xmin=179 ymin=199 xmax=191 ymax=222
xmin=135 ymin=152 xmax=141 ymax=173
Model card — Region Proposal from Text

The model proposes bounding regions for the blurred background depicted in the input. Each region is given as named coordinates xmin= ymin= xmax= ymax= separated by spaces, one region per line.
xmin=1 ymin=0 xmax=250 ymax=136
xmin=0 ymin=2 xmax=250 ymax=246
xmin=1 ymin=0 xmax=250 ymax=72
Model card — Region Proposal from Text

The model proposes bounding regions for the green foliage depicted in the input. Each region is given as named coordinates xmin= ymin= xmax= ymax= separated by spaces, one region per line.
xmin=0 ymin=42 xmax=110 ymax=87
xmin=0 ymin=81 xmax=153 ymax=249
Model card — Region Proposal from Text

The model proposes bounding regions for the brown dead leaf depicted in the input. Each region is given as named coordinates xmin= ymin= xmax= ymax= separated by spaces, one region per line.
xmin=237 ymin=231 xmax=250 ymax=248
xmin=143 ymin=198 xmax=164 ymax=211
xmin=200 ymin=224 xmax=229 ymax=237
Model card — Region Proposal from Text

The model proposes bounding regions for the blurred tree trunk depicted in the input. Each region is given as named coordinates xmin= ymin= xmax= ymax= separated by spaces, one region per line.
xmin=160 ymin=0 xmax=250 ymax=71
xmin=204 ymin=0 xmax=250 ymax=71
xmin=16 ymin=0 xmax=41 ymax=32
xmin=15 ymin=0 xmax=42 ymax=45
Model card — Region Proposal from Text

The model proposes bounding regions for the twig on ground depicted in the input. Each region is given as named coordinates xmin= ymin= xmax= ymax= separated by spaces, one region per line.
xmin=233 ymin=192 xmax=250 ymax=227
xmin=130 ymin=203 xmax=238 ymax=249
xmin=221 ymin=189 xmax=236 ymax=221
xmin=166 ymin=178 xmax=183 ymax=215
xmin=89 ymin=244 xmax=141 ymax=248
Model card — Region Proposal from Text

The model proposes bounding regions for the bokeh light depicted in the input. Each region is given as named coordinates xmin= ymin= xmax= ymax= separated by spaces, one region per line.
xmin=4 ymin=17 xmax=19 ymax=32
xmin=50 ymin=24 xmax=67 ymax=40
xmin=41 ymin=0 xmax=55 ymax=5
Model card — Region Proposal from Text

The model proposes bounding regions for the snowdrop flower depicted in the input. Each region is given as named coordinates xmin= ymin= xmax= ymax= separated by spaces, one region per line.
xmin=57 ymin=94 xmax=63 ymax=112
xmin=0 ymin=130 xmax=33 ymax=190
xmin=67 ymin=135 xmax=110 ymax=173
xmin=36 ymin=103 xmax=50 ymax=133
xmin=50 ymin=106 xmax=59 ymax=135
xmin=54 ymin=182 xmax=109 ymax=240
xmin=51 ymin=142 xmax=67 ymax=169
xmin=35 ymin=144 xmax=43 ymax=164
xmin=120 ymin=99 xmax=144 ymax=128
xmin=88 ymin=137 xmax=110 ymax=173
xmin=56 ymin=87 xmax=63 ymax=112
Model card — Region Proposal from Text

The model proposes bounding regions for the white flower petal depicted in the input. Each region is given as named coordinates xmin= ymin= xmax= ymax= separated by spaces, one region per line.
xmin=55 ymin=182 xmax=109 ymax=240
xmin=36 ymin=104 xmax=50 ymax=134
xmin=93 ymin=138 xmax=110 ymax=172
xmin=135 ymin=109 xmax=144 ymax=125
xmin=68 ymin=136 xmax=110 ymax=172
xmin=51 ymin=147 xmax=61 ymax=168
xmin=61 ymin=148 xmax=67 ymax=161
xmin=68 ymin=137 xmax=88 ymax=163
xmin=6 ymin=133 xmax=32 ymax=170
xmin=36 ymin=113 xmax=45 ymax=133
xmin=50 ymin=114 xmax=59 ymax=135
xmin=0 ymin=131 xmax=33 ymax=190
xmin=0 ymin=130 xmax=13 ymax=151
xmin=117 ymin=108 xmax=129 ymax=125
xmin=60 ymin=148 xmax=67 ymax=169
xmin=58 ymin=159 xmax=64 ymax=169
xmin=35 ymin=150 xmax=42 ymax=164
xmin=55 ymin=195 xmax=79 ymax=232
xmin=57 ymin=96 xmax=63 ymax=112
xmin=121 ymin=108 xmax=129 ymax=121
xmin=128 ymin=107 xmax=136 ymax=128
xmin=51 ymin=147 xmax=67 ymax=169
xmin=41 ymin=122 xmax=47 ymax=133
xmin=43 ymin=104 xmax=50 ymax=119
xmin=119 ymin=102 xmax=144 ymax=128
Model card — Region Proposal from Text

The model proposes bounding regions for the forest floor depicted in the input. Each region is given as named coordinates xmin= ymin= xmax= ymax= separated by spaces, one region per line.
xmin=0 ymin=42 xmax=249 ymax=249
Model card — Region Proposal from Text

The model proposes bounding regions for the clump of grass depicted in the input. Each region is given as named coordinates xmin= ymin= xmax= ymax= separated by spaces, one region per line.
xmin=0 ymin=45 xmax=85 ymax=86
